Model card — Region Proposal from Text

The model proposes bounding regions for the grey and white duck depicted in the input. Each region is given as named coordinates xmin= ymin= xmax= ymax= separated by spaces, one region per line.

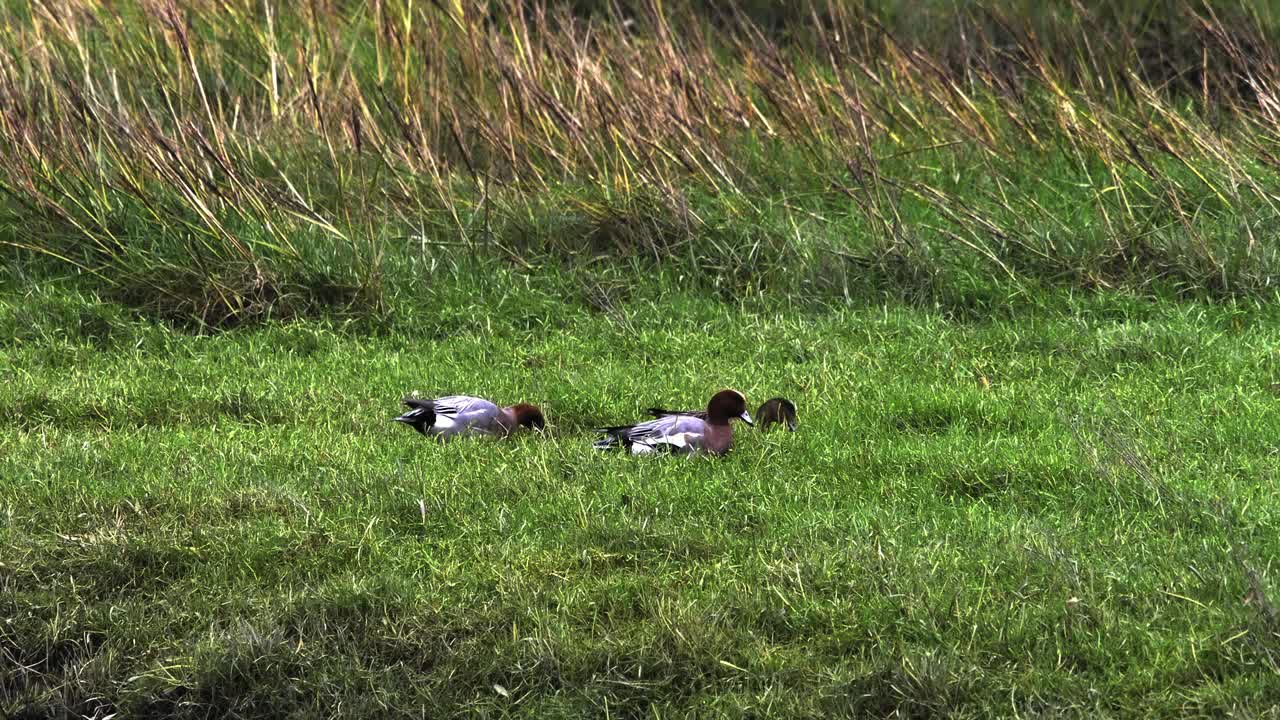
xmin=594 ymin=389 xmax=754 ymax=455
xmin=394 ymin=395 xmax=545 ymax=439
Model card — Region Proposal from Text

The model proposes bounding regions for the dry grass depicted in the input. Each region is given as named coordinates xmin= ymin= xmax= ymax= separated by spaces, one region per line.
xmin=2 ymin=1 xmax=1280 ymax=325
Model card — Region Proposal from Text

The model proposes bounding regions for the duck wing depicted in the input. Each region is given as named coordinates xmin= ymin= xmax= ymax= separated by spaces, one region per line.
xmin=595 ymin=414 xmax=707 ymax=454
xmin=430 ymin=395 xmax=502 ymax=434
xmin=644 ymin=407 xmax=708 ymax=420
xmin=397 ymin=395 xmax=501 ymax=437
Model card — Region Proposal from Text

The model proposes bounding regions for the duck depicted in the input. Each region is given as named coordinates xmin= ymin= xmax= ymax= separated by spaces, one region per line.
xmin=647 ymin=396 xmax=797 ymax=432
xmin=594 ymin=389 xmax=753 ymax=455
xmin=394 ymin=395 xmax=545 ymax=439
xmin=755 ymin=397 xmax=798 ymax=431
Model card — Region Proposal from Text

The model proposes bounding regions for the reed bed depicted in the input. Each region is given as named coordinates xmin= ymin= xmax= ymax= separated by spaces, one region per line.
xmin=2 ymin=1 xmax=1279 ymax=326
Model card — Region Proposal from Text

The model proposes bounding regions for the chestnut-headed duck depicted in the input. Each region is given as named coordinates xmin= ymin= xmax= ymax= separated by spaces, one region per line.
xmin=595 ymin=389 xmax=754 ymax=455
xmin=394 ymin=395 xmax=545 ymax=439
xmin=647 ymin=396 xmax=797 ymax=432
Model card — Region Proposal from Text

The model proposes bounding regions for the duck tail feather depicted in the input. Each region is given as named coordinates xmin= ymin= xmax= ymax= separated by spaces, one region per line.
xmin=593 ymin=436 xmax=622 ymax=450
xmin=394 ymin=403 xmax=435 ymax=435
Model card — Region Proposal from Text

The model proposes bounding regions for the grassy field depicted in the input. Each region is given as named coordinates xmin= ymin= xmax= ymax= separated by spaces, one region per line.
xmin=7 ymin=266 xmax=1280 ymax=717
xmin=4 ymin=0 xmax=1280 ymax=717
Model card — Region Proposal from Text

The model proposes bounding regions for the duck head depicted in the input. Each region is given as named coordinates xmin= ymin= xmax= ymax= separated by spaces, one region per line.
xmin=508 ymin=403 xmax=546 ymax=431
xmin=757 ymin=397 xmax=797 ymax=431
xmin=706 ymin=389 xmax=753 ymax=426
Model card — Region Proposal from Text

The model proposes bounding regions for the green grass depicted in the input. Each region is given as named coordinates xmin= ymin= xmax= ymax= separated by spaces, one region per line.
xmin=4 ymin=262 xmax=1280 ymax=717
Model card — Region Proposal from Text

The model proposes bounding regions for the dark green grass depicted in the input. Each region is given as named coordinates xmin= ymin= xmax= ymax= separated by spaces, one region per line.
xmin=4 ymin=263 xmax=1280 ymax=717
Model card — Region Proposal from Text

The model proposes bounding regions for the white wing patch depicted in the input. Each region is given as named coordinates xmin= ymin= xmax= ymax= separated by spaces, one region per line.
xmin=632 ymin=431 xmax=701 ymax=455
xmin=421 ymin=395 xmax=502 ymax=438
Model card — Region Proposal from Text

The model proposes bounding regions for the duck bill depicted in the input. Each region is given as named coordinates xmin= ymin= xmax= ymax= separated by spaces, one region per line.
xmin=739 ymin=411 xmax=754 ymax=426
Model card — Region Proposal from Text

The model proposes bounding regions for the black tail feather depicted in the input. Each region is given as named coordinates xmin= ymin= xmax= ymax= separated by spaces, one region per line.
xmin=592 ymin=425 xmax=632 ymax=450
xmin=395 ymin=398 xmax=436 ymax=436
